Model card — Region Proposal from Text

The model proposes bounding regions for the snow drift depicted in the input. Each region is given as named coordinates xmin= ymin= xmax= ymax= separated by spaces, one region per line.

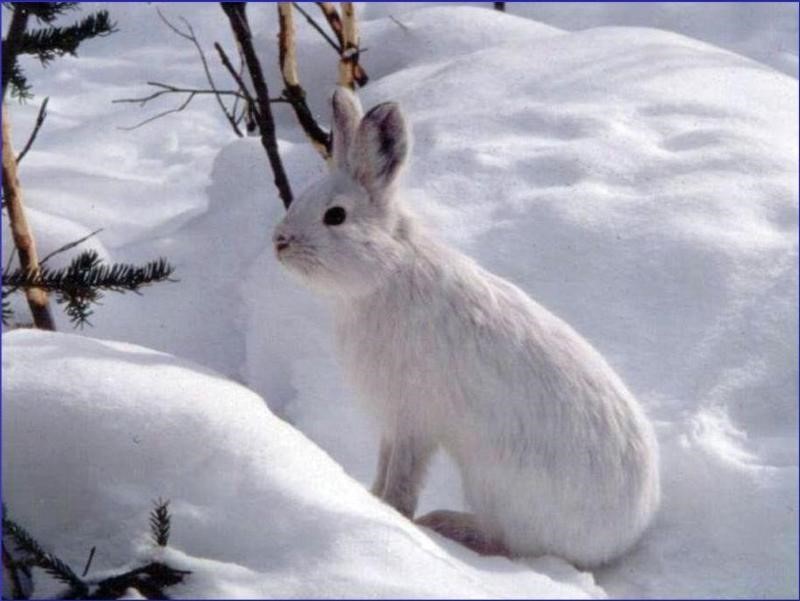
xmin=3 ymin=3 xmax=798 ymax=598
xmin=2 ymin=330 xmax=599 ymax=599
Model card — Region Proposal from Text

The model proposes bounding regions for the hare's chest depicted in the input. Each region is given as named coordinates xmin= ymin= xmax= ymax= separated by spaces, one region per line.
xmin=334 ymin=300 xmax=454 ymax=421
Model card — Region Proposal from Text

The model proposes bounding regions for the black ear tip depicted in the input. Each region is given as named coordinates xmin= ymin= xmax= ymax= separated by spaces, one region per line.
xmin=365 ymin=101 xmax=402 ymax=121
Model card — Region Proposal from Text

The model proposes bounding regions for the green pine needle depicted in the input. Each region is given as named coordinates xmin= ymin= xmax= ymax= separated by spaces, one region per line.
xmin=2 ymin=509 xmax=89 ymax=597
xmin=18 ymin=11 xmax=117 ymax=66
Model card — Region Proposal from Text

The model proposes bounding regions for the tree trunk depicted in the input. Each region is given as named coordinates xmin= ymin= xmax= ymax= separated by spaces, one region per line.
xmin=2 ymin=104 xmax=56 ymax=330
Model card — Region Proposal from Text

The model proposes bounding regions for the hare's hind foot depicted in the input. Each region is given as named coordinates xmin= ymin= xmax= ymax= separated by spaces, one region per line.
xmin=415 ymin=510 xmax=510 ymax=557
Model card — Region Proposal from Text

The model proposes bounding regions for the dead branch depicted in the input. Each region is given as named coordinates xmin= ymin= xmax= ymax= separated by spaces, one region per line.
xmin=113 ymin=81 xmax=283 ymax=131
xmin=116 ymin=82 xmax=249 ymax=103
xmin=2 ymin=103 xmax=56 ymax=330
xmin=16 ymin=96 xmax=48 ymax=164
xmin=314 ymin=2 xmax=367 ymax=87
xmin=221 ymin=2 xmax=294 ymax=208
xmin=278 ymin=3 xmax=332 ymax=160
xmin=292 ymin=2 xmax=341 ymax=53
xmin=39 ymin=228 xmax=103 ymax=266
xmin=156 ymin=9 xmax=244 ymax=137
xmin=116 ymin=91 xmax=195 ymax=131
xmin=215 ymin=43 xmax=257 ymax=109
xmin=115 ymin=9 xmax=250 ymax=135
xmin=315 ymin=2 xmax=344 ymax=47
xmin=338 ymin=3 xmax=365 ymax=89
xmin=215 ymin=43 xmax=261 ymax=134
xmin=388 ymin=15 xmax=410 ymax=32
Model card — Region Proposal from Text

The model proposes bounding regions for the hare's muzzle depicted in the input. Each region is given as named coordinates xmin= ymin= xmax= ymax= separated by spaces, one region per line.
xmin=273 ymin=231 xmax=292 ymax=254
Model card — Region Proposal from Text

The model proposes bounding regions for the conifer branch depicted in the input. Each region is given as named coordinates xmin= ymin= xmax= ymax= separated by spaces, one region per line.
xmin=18 ymin=11 xmax=117 ymax=66
xmin=149 ymin=499 xmax=171 ymax=548
xmin=2 ymin=4 xmax=31 ymax=98
xmin=3 ymin=502 xmax=191 ymax=599
xmin=3 ymin=249 xmax=175 ymax=327
xmin=23 ymin=3 xmax=79 ymax=25
xmin=2 ymin=507 xmax=89 ymax=598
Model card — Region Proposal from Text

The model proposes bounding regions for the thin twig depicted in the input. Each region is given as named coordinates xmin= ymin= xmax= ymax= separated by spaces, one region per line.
xmin=156 ymin=8 xmax=244 ymax=137
xmin=40 ymin=228 xmax=104 ymax=266
xmin=292 ymin=2 xmax=341 ymax=52
xmin=155 ymin=7 xmax=193 ymax=41
xmin=215 ymin=42 xmax=258 ymax=109
xmin=389 ymin=15 xmax=410 ymax=31
xmin=113 ymin=82 xmax=248 ymax=105
xmin=230 ymin=53 xmax=245 ymax=129
xmin=16 ymin=96 xmax=49 ymax=164
xmin=117 ymin=93 xmax=196 ymax=131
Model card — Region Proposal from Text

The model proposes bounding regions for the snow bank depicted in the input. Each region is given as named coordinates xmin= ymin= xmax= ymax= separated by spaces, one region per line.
xmin=2 ymin=330 xmax=598 ymax=599
xmin=3 ymin=3 xmax=797 ymax=598
xmin=238 ymin=8 xmax=798 ymax=598
xmin=361 ymin=2 xmax=799 ymax=78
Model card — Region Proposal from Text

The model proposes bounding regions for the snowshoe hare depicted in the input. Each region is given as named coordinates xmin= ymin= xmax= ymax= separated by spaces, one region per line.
xmin=273 ymin=88 xmax=660 ymax=567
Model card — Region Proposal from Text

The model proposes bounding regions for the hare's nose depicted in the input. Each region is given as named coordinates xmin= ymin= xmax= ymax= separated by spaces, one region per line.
xmin=273 ymin=232 xmax=293 ymax=253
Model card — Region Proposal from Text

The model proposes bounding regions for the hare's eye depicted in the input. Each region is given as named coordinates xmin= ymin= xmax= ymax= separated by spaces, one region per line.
xmin=323 ymin=206 xmax=347 ymax=226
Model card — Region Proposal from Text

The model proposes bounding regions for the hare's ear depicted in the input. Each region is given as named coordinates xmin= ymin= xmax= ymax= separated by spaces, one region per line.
xmin=348 ymin=102 xmax=409 ymax=194
xmin=331 ymin=87 xmax=363 ymax=170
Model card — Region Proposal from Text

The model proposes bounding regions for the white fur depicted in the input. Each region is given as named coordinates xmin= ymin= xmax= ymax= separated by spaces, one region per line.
xmin=273 ymin=88 xmax=660 ymax=567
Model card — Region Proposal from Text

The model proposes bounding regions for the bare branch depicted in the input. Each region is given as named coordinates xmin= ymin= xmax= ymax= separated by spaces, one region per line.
xmin=81 ymin=547 xmax=96 ymax=578
xmin=155 ymin=7 xmax=193 ymax=41
xmin=292 ymin=2 xmax=341 ymax=53
xmin=314 ymin=2 xmax=367 ymax=87
xmin=221 ymin=2 xmax=294 ymax=208
xmin=39 ymin=228 xmax=103 ymax=266
xmin=215 ymin=42 xmax=257 ymax=109
xmin=389 ymin=15 xmax=410 ymax=32
xmin=114 ymin=83 xmax=248 ymax=105
xmin=16 ymin=96 xmax=48 ymax=164
xmin=155 ymin=8 xmax=244 ymax=137
xmin=278 ymin=3 xmax=331 ymax=160
xmin=338 ymin=3 xmax=367 ymax=88
xmin=315 ymin=2 xmax=344 ymax=48
xmin=117 ymin=92 xmax=196 ymax=131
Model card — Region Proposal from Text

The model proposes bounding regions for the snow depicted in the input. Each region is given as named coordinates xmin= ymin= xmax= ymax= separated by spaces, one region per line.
xmin=2 ymin=330 xmax=598 ymax=599
xmin=3 ymin=2 xmax=797 ymax=599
